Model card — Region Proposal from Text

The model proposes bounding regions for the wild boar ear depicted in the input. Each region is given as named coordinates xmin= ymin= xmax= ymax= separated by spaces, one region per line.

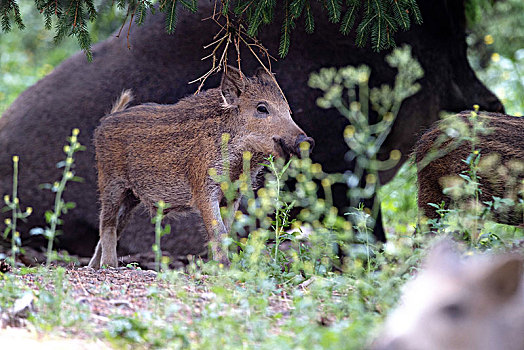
xmin=255 ymin=67 xmax=274 ymax=84
xmin=479 ymin=255 xmax=523 ymax=303
xmin=221 ymin=65 xmax=245 ymax=106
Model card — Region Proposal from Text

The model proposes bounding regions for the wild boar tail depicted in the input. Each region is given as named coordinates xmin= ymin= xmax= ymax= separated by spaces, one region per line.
xmin=111 ymin=89 xmax=134 ymax=114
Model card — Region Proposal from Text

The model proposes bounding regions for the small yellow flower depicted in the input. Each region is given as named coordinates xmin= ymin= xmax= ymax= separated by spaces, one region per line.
xmin=26 ymin=207 xmax=32 ymax=215
xmin=390 ymin=149 xmax=401 ymax=161
xmin=321 ymin=178 xmax=331 ymax=187
xmin=4 ymin=218 xmax=11 ymax=225
xmin=299 ymin=142 xmax=310 ymax=151
xmin=239 ymin=182 xmax=248 ymax=192
xmin=484 ymin=35 xmax=494 ymax=45
xmin=344 ymin=125 xmax=355 ymax=138
xmin=3 ymin=195 xmax=9 ymax=203
xmin=14 ymin=198 xmax=19 ymax=205
xmin=491 ymin=53 xmax=500 ymax=62
xmin=358 ymin=71 xmax=369 ymax=83
xmin=473 ymin=104 xmax=480 ymax=112
xmin=12 ymin=155 xmax=19 ymax=163
xmin=72 ymin=128 xmax=80 ymax=136
xmin=63 ymin=145 xmax=71 ymax=153
xmin=350 ymin=102 xmax=360 ymax=112
xmin=242 ymin=151 xmax=252 ymax=161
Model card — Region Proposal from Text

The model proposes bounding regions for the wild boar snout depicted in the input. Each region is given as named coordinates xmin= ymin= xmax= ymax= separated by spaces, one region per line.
xmin=272 ymin=133 xmax=314 ymax=159
xmin=294 ymin=134 xmax=315 ymax=158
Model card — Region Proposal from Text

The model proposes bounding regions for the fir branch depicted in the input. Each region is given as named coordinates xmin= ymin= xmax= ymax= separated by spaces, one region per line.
xmin=340 ymin=0 xmax=360 ymax=35
xmin=163 ymin=0 xmax=178 ymax=34
xmin=279 ymin=0 xmax=294 ymax=58
xmin=390 ymin=0 xmax=409 ymax=30
xmin=289 ymin=0 xmax=305 ymax=18
xmin=135 ymin=1 xmax=151 ymax=25
xmin=1 ymin=0 xmax=24 ymax=32
xmin=1 ymin=0 xmax=425 ymax=59
xmin=324 ymin=0 xmax=342 ymax=23
xmin=406 ymin=0 xmax=423 ymax=24
xmin=304 ymin=2 xmax=314 ymax=34
xmin=179 ymin=0 xmax=197 ymax=13
xmin=356 ymin=13 xmax=376 ymax=48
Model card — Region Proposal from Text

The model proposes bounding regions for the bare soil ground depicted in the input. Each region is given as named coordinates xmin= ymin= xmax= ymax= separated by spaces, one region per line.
xmin=1 ymin=257 xmax=300 ymax=348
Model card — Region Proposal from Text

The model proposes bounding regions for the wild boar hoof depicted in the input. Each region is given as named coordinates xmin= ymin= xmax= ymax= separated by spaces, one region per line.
xmin=87 ymin=257 xmax=100 ymax=269
xmin=99 ymin=253 xmax=119 ymax=268
xmin=213 ymin=251 xmax=230 ymax=267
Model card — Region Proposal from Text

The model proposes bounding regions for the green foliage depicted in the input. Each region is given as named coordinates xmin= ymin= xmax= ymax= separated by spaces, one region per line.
xmin=0 ymin=42 xmax=522 ymax=348
xmin=467 ymin=0 xmax=524 ymax=115
xmin=152 ymin=200 xmax=171 ymax=272
xmin=308 ymin=45 xmax=423 ymax=232
xmin=29 ymin=129 xmax=85 ymax=265
xmin=0 ymin=2 xmax=121 ymax=115
xmin=2 ymin=156 xmax=32 ymax=268
xmin=0 ymin=0 xmax=423 ymax=61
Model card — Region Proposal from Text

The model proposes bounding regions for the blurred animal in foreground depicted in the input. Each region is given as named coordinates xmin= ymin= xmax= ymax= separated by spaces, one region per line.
xmin=374 ymin=240 xmax=524 ymax=350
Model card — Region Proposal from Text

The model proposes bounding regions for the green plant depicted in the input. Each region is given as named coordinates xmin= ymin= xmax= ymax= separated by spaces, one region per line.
xmin=28 ymin=267 xmax=91 ymax=331
xmin=261 ymin=154 xmax=295 ymax=262
xmin=152 ymin=200 xmax=171 ymax=272
xmin=309 ymin=44 xmax=423 ymax=234
xmin=2 ymin=155 xmax=32 ymax=268
xmin=30 ymin=128 xmax=85 ymax=265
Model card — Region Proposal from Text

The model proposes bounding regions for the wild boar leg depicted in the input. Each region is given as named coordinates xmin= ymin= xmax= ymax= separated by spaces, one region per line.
xmin=115 ymin=190 xmax=140 ymax=240
xmin=89 ymin=241 xmax=102 ymax=268
xmin=195 ymin=194 xmax=230 ymax=265
xmin=89 ymin=183 xmax=133 ymax=268
xmin=88 ymin=206 xmax=118 ymax=269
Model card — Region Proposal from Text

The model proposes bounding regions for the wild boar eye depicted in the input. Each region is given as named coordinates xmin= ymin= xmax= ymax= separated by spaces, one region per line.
xmin=440 ymin=302 xmax=466 ymax=320
xmin=256 ymin=104 xmax=269 ymax=114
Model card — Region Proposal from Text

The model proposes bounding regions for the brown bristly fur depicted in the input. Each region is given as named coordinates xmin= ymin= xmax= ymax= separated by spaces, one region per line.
xmin=415 ymin=111 xmax=524 ymax=226
xmin=88 ymin=66 xmax=314 ymax=269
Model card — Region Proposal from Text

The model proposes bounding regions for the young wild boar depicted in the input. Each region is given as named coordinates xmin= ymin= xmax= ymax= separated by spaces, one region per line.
xmin=415 ymin=111 xmax=524 ymax=226
xmin=374 ymin=240 xmax=524 ymax=350
xmin=88 ymin=66 xmax=314 ymax=268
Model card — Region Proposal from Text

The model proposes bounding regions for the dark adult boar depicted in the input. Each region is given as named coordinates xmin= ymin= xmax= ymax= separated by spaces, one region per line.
xmin=415 ymin=112 xmax=524 ymax=226
xmin=0 ymin=1 xmax=503 ymax=258
xmin=88 ymin=67 xmax=313 ymax=268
